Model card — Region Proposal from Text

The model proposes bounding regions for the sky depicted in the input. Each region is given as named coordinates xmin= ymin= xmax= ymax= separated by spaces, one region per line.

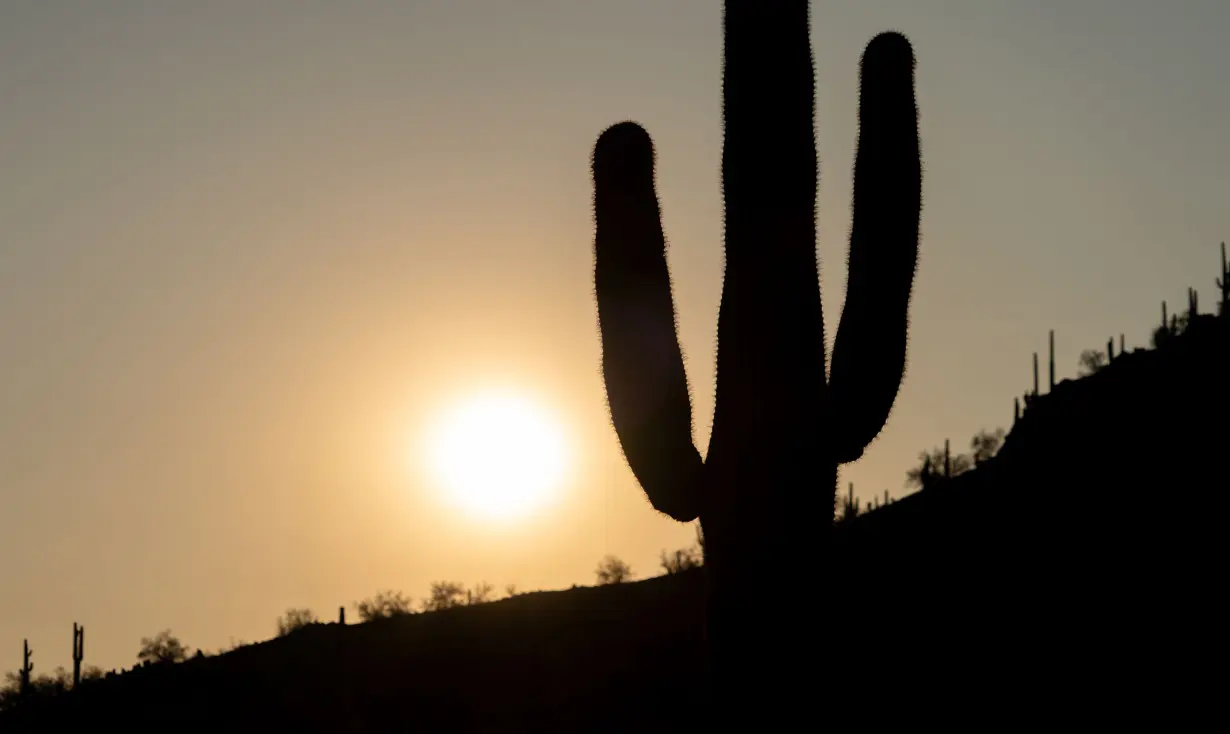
xmin=2 ymin=0 xmax=1228 ymax=675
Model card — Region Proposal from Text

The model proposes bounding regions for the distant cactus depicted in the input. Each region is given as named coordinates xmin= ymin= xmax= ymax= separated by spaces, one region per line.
xmin=836 ymin=483 xmax=862 ymax=524
xmin=1049 ymin=330 xmax=1056 ymax=391
xmin=72 ymin=623 xmax=84 ymax=688
xmin=1153 ymin=301 xmax=1175 ymax=349
xmin=591 ymin=1 xmax=921 ymax=721
xmin=1218 ymin=242 xmax=1228 ymax=314
xmin=20 ymin=640 xmax=32 ymax=698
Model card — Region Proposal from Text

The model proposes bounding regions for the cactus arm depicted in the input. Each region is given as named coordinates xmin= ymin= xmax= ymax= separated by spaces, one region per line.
xmin=827 ymin=32 xmax=922 ymax=464
xmin=592 ymin=122 xmax=702 ymax=522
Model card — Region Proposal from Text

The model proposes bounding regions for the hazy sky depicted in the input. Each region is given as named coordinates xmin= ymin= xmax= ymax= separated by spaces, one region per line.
xmin=2 ymin=0 xmax=1227 ymax=675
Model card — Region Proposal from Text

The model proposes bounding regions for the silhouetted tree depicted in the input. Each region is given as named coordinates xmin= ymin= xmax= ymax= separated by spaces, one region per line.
xmin=1152 ymin=312 xmax=1189 ymax=349
xmin=1077 ymin=348 xmax=1107 ymax=376
xmin=422 ymin=581 xmax=466 ymax=612
xmin=136 ymin=630 xmax=187 ymax=665
xmin=466 ymin=582 xmax=494 ymax=605
xmin=45 ymin=667 xmax=70 ymax=694
xmin=504 ymin=583 xmax=518 ymax=598
xmin=905 ymin=447 xmax=973 ymax=491
xmin=0 ymin=667 xmax=75 ymax=711
xmin=356 ymin=590 xmax=414 ymax=621
xmin=276 ymin=607 xmax=318 ymax=637
xmin=0 ymin=672 xmax=18 ymax=711
xmin=595 ymin=555 xmax=634 ymax=585
xmin=970 ymin=427 xmax=1006 ymax=466
xmin=660 ymin=545 xmax=702 ymax=574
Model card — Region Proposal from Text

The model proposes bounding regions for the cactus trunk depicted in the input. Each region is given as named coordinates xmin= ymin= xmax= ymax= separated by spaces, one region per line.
xmin=72 ymin=623 xmax=84 ymax=688
xmin=1219 ymin=242 xmax=1228 ymax=314
xmin=1049 ymin=329 xmax=1056 ymax=390
xmin=20 ymin=639 xmax=32 ymax=698
xmin=592 ymin=1 xmax=921 ymax=723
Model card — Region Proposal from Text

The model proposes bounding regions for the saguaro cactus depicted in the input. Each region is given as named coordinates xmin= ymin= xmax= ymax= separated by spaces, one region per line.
xmin=1049 ymin=329 xmax=1056 ymax=391
xmin=591 ymin=1 xmax=921 ymax=721
xmin=20 ymin=640 xmax=33 ymax=697
xmin=1218 ymin=242 xmax=1228 ymax=314
xmin=72 ymin=623 xmax=84 ymax=687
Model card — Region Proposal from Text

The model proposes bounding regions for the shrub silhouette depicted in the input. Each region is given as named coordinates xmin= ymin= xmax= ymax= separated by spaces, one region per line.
xmin=595 ymin=555 xmax=634 ymax=585
xmin=905 ymin=446 xmax=971 ymax=490
xmin=465 ymin=582 xmax=495 ymax=605
xmin=969 ymin=427 xmax=1006 ymax=466
xmin=136 ymin=630 xmax=187 ymax=665
xmin=276 ymin=608 xmax=318 ymax=637
xmin=591 ymin=3 xmax=920 ymax=720
xmin=421 ymin=582 xmax=466 ymax=611
xmin=356 ymin=590 xmax=414 ymax=621
xmin=660 ymin=546 xmax=702 ymax=575
xmin=1078 ymin=348 xmax=1107 ymax=376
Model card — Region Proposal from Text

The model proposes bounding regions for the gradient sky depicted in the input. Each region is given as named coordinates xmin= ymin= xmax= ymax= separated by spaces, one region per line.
xmin=2 ymin=0 xmax=1228 ymax=675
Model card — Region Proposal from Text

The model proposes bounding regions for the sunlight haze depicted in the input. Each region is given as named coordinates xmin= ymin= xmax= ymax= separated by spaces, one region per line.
xmin=2 ymin=0 xmax=1228 ymax=675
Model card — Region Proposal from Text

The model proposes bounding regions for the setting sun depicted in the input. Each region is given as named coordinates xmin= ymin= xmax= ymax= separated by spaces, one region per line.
xmin=427 ymin=391 xmax=568 ymax=520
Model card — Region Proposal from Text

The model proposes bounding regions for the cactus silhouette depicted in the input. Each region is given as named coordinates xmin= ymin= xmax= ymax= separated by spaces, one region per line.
xmin=72 ymin=623 xmax=85 ymax=688
xmin=590 ymin=1 xmax=921 ymax=722
xmin=1218 ymin=241 xmax=1228 ymax=314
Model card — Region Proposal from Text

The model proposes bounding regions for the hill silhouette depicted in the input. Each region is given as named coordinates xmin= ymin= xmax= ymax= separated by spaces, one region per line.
xmin=1 ymin=574 xmax=707 ymax=732
xmin=4 ymin=306 xmax=1225 ymax=731
xmin=833 ymin=311 xmax=1227 ymax=722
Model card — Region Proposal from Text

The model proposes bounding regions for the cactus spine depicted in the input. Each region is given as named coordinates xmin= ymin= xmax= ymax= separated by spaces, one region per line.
xmin=591 ymin=1 xmax=921 ymax=722
xmin=72 ymin=623 xmax=84 ymax=687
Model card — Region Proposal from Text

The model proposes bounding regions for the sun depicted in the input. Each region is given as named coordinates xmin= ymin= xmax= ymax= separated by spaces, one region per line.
xmin=427 ymin=390 xmax=568 ymax=520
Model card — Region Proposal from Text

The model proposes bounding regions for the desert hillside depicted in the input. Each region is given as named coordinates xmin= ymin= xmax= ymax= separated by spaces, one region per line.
xmin=4 ymin=312 xmax=1226 ymax=731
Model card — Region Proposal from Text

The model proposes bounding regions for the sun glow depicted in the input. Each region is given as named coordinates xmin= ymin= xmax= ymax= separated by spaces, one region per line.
xmin=427 ymin=390 xmax=568 ymax=520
